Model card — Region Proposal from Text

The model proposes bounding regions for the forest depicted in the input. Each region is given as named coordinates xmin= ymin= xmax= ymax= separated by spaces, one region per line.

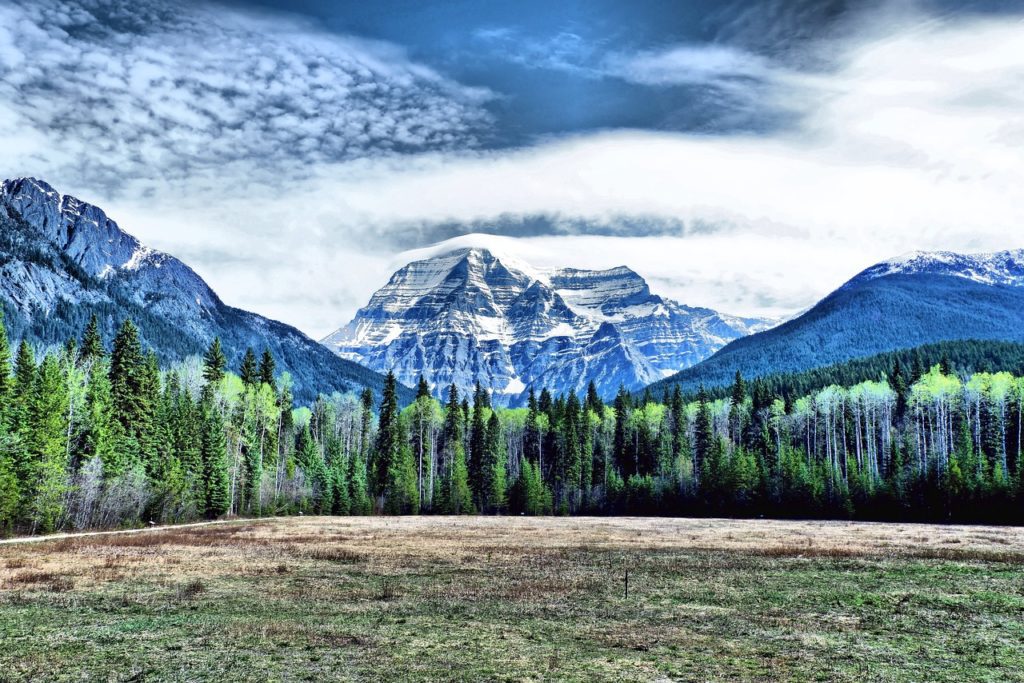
xmin=2 ymin=314 xmax=1024 ymax=536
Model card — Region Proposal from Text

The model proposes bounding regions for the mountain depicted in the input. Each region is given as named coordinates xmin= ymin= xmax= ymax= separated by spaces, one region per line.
xmin=0 ymin=177 xmax=409 ymax=405
xmin=650 ymin=248 xmax=1024 ymax=394
xmin=322 ymin=247 xmax=770 ymax=403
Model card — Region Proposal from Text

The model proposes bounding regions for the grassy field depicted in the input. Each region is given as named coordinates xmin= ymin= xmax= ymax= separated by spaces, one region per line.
xmin=2 ymin=517 xmax=1024 ymax=682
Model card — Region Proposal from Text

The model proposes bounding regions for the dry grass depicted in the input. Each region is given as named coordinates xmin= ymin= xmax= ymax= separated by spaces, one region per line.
xmin=1 ymin=516 xmax=1023 ymax=681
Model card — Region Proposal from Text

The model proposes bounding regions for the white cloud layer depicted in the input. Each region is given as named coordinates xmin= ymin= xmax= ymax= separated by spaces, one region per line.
xmin=0 ymin=0 xmax=492 ymax=190
xmin=1 ymin=1 xmax=1022 ymax=340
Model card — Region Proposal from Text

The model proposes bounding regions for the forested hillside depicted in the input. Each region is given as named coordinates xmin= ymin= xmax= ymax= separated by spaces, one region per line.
xmin=0 ymin=178 xmax=410 ymax=405
xmin=3 ymin=309 xmax=1024 ymax=536
xmin=653 ymin=339 xmax=1024 ymax=402
xmin=659 ymin=273 xmax=1024 ymax=393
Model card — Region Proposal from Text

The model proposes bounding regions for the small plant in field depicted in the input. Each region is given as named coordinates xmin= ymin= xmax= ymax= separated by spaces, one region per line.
xmin=177 ymin=579 xmax=206 ymax=600
xmin=376 ymin=578 xmax=397 ymax=601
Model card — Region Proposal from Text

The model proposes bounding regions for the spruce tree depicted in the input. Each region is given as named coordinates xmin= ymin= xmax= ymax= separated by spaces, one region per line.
xmin=202 ymin=338 xmax=227 ymax=387
xmin=524 ymin=388 xmax=541 ymax=465
xmin=481 ymin=411 xmax=504 ymax=513
xmin=12 ymin=340 xmax=35 ymax=437
xmin=0 ymin=425 xmax=19 ymax=535
xmin=109 ymin=319 xmax=147 ymax=445
xmin=694 ymin=385 xmax=714 ymax=488
xmin=613 ymin=385 xmax=632 ymax=477
xmin=11 ymin=341 xmax=36 ymax=494
xmin=201 ymin=404 xmax=230 ymax=519
xmin=239 ymin=347 xmax=259 ymax=387
xmin=258 ymin=349 xmax=276 ymax=390
xmin=27 ymin=354 xmax=70 ymax=532
xmin=80 ymin=314 xmax=104 ymax=363
xmin=585 ymin=381 xmax=604 ymax=415
xmin=370 ymin=371 xmax=400 ymax=504
xmin=469 ymin=382 xmax=488 ymax=507
xmin=0 ymin=312 xmax=12 ymax=428
xmin=417 ymin=375 xmax=431 ymax=400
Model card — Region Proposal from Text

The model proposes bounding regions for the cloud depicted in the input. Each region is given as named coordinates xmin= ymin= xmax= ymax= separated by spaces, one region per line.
xmin=1 ymin=0 xmax=1022 ymax=342
xmin=601 ymin=44 xmax=777 ymax=86
xmin=0 ymin=0 xmax=493 ymax=194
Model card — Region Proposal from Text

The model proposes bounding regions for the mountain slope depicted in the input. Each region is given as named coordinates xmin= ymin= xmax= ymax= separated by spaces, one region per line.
xmin=0 ymin=177 xmax=409 ymax=405
xmin=322 ymin=247 xmax=770 ymax=403
xmin=651 ymin=249 xmax=1024 ymax=394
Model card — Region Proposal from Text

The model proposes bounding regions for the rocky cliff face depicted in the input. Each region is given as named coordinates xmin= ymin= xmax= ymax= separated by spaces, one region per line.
xmin=323 ymin=248 xmax=769 ymax=403
xmin=0 ymin=177 xmax=407 ymax=404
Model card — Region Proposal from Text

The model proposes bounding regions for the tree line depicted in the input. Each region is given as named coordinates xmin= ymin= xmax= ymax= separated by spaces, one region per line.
xmin=3 ymin=315 xmax=1024 ymax=535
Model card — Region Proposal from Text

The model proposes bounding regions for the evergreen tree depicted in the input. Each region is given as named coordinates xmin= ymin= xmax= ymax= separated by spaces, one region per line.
xmin=469 ymin=382 xmax=488 ymax=507
xmin=80 ymin=314 xmax=105 ymax=363
xmin=0 ymin=425 xmax=19 ymax=536
xmin=0 ymin=312 xmax=12 ymax=428
xmin=239 ymin=347 xmax=259 ymax=387
xmin=202 ymin=337 xmax=227 ymax=387
xmin=417 ymin=375 xmax=431 ymax=400
xmin=258 ymin=349 xmax=276 ymax=390
xmin=109 ymin=319 xmax=149 ymax=459
xmin=613 ymin=385 xmax=632 ymax=477
xmin=524 ymin=388 xmax=541 ymax=465
xmin=370 ymin=371 xmax=400 ymax=506
xmin=12 ymin=340 xmax=35 ymax=437
xmin=481 ymin=411 xmax=505 ymax=513
xmin=585 ymin=381 xmax=604 ymax=415
xmin=27 ymin=354 xmax=70 ymax=532
xmin=694 ymin=385 xmax=714 ymax=488
xmin=200 ymin=403 xmax=229 ymax=519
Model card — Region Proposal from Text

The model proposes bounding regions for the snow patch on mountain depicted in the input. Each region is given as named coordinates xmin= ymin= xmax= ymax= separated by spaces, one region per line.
xmin=322 ymin=246 xmax=772 ymax=404
xmin=851 ymin=249 xmax=1024 ymax=288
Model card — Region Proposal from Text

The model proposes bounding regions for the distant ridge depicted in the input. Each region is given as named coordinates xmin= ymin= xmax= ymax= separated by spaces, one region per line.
xmin=650 ymin=248 xmax=1024 ymax=395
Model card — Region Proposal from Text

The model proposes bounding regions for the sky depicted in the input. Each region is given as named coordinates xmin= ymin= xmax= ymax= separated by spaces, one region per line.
xmin=1 ymin=0 xmax=1023 ymax=338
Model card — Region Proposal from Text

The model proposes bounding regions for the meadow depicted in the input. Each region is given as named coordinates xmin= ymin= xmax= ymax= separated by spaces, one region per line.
xmin=2 ymin=516 xmax=1023 ymax=682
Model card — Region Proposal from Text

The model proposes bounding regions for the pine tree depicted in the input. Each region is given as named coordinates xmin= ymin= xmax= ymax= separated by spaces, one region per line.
xmin=202 ymin=337 xmax=226 ymax=387
xmin=11 ymin=341 xmax=36 ymax=496
xmin=481 ymin=411 xmax=504 ymax=513
xmin=239 ymin=347 xmax=259 ymax=387
xmin=80 ymin=314 xmax=105 ymax=363
xmin=109 ymin=319 xmax=148 ymax=447
xmin=417 ymin=375 xmax=431 ymax=400
xmin=585 ymin=381 xmax=604 ymax=415
xmin=297 ymin=424 xmax=331 ymax=514
xmin=200 ymin=404 xmax=229 ymax=519
xmin=469 ymin=382 xmax=488 ymax=507
xmin=0 ymin=425 xmax=19 ymax=535
xmin=370 ymin=371 xmax=400 ymax=505
xmin=27 ymin=354 xmax=70 ymax=532
xmin=524 ymin=388 xmax=541 ymax=465
xmin=258 ymin=349 xmax=276 ymax=390
xmin=559 ymin=392 xmax=582 ymax=513
xmin=694 ymin=385 xmax=714 ymax=488
xmin=613 ymin=385 xmax=632 ymax=477
xmin=0 ymin=312 xmax=12 ymax=429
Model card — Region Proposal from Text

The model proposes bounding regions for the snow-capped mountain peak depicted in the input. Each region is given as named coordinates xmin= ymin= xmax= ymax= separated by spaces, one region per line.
xmin=323 ymin=247 xmax=772 ymax=403
xmin=852 ymin=248 xmax=1024 ymax=288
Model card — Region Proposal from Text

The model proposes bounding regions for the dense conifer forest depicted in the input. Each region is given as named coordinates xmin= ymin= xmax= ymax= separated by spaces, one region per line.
xmin=2 ymin=314 xmax=1024 ymax=536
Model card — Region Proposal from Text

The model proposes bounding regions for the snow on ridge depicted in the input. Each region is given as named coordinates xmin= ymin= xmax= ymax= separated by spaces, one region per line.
xmin=324 ymin=245 xmax=774 ymax=403
xmin=861 ymin=247 xmax=1024 ymax=287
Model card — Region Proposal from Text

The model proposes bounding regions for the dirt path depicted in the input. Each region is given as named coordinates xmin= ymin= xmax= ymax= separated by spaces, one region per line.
xmin=0 ymin=517 xmax=275 ymax=546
